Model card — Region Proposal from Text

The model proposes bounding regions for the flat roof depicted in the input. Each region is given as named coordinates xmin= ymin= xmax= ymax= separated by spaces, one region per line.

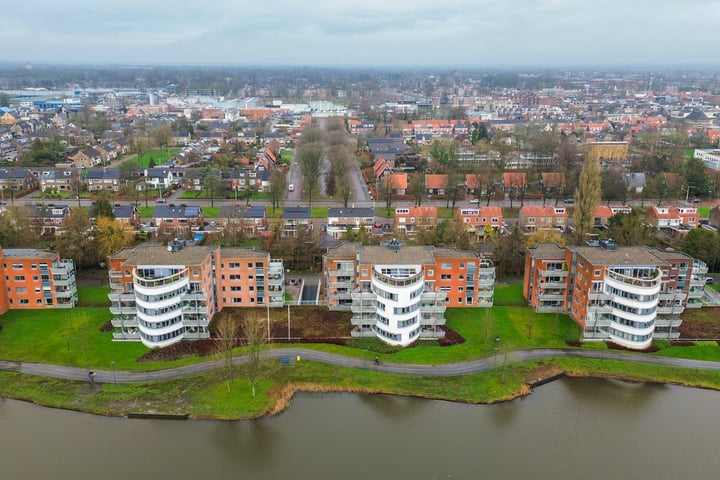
xmin=571 ymin=245 xmax=668 ymax=267
xmin=112 ymin=244 xmax=214 ymax=266
xmin=358 ymin=245 xmax=435 ymax=265
xmin=2 ymin=248 xmax=58 ymax=259
xmin=527 ymin=242 xmax=565 ymax=260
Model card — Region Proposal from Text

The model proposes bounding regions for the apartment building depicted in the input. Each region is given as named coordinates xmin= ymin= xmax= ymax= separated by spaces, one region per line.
xmin=323 ymin=241 xmax=495 ymax=346
xmin=524 ymin=240 xmax=707 ymax=350
xmin=0 ymin=247 xmax=77 ymax=314
xmin=107 ymin=242 xmax=284 ymax=348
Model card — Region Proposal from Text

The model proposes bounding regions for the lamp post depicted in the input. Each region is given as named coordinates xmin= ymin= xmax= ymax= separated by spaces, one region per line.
xmin=111 ymin=360 xmax=116 ymax=384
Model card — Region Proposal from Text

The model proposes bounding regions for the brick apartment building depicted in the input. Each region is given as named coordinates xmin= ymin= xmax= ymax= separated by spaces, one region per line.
xmin=0 ymin=247 xmax=77 ymax=313
xmin=524 ymin=240 xmax=708 ymax=350
xmin=323 ymin=241 xmax=495 ymax=346
xmin=107 ymin=242 xmax=284 ymax=348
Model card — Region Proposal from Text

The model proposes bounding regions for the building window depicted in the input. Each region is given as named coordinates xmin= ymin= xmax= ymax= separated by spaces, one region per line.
xmin=13 ymin=276 xmax=25 ymax=281
xmin=441 ymin=263 xmax=452 ymax=269
xmin=441 ymin=274 xmax=452 ymax=280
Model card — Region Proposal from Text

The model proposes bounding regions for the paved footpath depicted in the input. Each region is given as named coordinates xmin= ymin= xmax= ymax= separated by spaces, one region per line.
xmin=2 ymin=348 xmax=720 ymax=384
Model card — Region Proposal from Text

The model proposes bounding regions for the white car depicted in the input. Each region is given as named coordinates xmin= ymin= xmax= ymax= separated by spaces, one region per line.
xmin=469 ymin=198 xmax=479 ymax=205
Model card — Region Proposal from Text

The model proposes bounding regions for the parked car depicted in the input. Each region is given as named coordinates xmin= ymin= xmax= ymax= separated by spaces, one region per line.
xmin=563 ymin=198 xmax=575 ymax=205
xmin=469 ymin=198 xmax=479 ymax=205
xmin=706 ymin=277 xmax=715 ymax=285
xmin=155 ymin=197 xmax=167 ymax=204
xmin=692 ymin=198 xmax=702 ymax=204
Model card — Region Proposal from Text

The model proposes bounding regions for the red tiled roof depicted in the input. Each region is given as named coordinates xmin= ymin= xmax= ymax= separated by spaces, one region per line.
xmin=425 ymin=174 xmax=448 ymax=189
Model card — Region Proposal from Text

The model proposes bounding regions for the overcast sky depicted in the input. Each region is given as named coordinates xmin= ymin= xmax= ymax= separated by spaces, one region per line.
xmin=2 ymin=0 xmax=718 ymax=68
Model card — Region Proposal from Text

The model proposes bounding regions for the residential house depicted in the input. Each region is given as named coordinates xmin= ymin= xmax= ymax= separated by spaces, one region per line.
xmin=219 ymin=204 xmax=268 ymax=233
xmin=282 ymin=207 xmax=312 ymax=238
xmin=518 ymin=205 xmax=568 ymax=233
xmin=623 ymin=172 xmax=646 ymax=193
xmin=465 ymin=173 xmax=491 ymax=196
xmin=70 ymin=147 xmax=102 ymax=168
xmin=394 ymin=206 xmax=438 ymax=238
xmin=540 ymin=172 xmax=566 ymax=197
xmin=455 ymin=206 xmax=503 ymax=240
xmin=0 ymin=168 xmax=40 ymax=193
xmin=425 ymin=174 xmax=448 ymax=196
xmin=39 ymin=169 xmax=77 ymax=193
xmin=153 ymin=205 xmax=204 ymax=235
xmin=143 ymin=168 xmax=175 ymax=191
xmin=502 ymin=172 xmax=527 ymax=194
xmin=32 ymin=203 xmax=71 ymax=235
xmin=384 ymin=173 xmax=407 ymax=195
xmin=645 ymin=205 xmax=698 ymax=230
xmin=593 ymin=205 xmax=632 ymax=228
xmin=84 ymin=168 xmax=121 ymax=192
xmin=326 ymin=207 xmax=375 ymax=239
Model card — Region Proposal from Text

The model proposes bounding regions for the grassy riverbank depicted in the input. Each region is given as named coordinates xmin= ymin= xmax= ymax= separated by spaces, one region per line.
xmin=2 ymin=284 xmax=720 ymax=419
xmin=3 ymin=356 xmax=720 ymax=420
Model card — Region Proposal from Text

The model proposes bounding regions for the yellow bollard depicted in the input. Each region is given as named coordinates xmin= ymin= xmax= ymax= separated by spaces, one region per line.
xmin=296 ymin=355 xmax=301 ymax=362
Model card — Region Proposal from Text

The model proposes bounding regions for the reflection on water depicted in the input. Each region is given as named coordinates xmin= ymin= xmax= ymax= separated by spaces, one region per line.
xmin=1 ymin=378 xmax=720 ymax=480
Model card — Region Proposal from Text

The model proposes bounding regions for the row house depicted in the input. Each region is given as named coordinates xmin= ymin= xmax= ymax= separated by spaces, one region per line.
xmin=519 ymin=206 xmax=568 ymax=233
xmin=0 ymin=168 xmax=39 ymax=193
xmin=85 ymin=169 xmax=121 ymax=192
xmin=456 ymin=206 xmax=503 ymax=240
xmin=524 ymin=240 xmax=708 ymax=350
xmin=411 ymin=119 xmax=456 ymax=136
xmin=593 ymin=205 xmax=632 ymax=228
xmin=326 ymin=207 xmax=374 ymax=239
xmin=282 ymin=207 xmax=312 ymax=238
xmin=348 ymin=119 xmax=375 ymax=135
xmin=89 ymin=204 xmax=140 ymax=229
xmin=323 ymin=241 xmax=495 ymax=346
xmin=71 ymin=147 xmax=102 ymax=168
xmin=395 ymin=206 xmax=438 ymax=238
xmin=0 ymin=247 xmax=77 ymax=313
xmin=39 ymin=169 xmax=77 ymax=193
xmin=31 ymin=204 xmax=71 ymax=235
xmin=218 ymin=204 xmax=267 ymax=233
xmin=373 ymin=156 xmax=393 ymax=180
xmin=645 ymin=205 xmax=699 ymax=230
xmin=106 ymin=242 xmax=285 ymax=348
xmin=153 ymin=205 xmax=204 ymax=235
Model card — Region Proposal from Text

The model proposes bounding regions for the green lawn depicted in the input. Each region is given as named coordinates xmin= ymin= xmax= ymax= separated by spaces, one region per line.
xmin=134 ymin=148 xmax=181 ymax=168
xmin=77 ymin=286 xmax=111 ymax=307
xmin=493 ymin=283 xmax=526 ymax=306
xmin=280 ymin=150 xmax=293 ymax=163
xmin=698 ymin=206 xmax=711 ymax=218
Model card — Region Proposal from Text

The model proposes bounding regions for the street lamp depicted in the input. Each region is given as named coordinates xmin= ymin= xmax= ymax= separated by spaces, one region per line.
xmin=111 ymin=360 xmax=116 ymax=384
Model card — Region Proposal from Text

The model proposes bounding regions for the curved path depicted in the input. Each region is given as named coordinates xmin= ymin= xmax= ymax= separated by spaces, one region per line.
xmin=2 ymin=348 xmax=720 ymax=384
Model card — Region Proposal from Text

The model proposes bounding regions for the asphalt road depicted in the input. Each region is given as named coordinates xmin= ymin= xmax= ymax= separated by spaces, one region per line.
xmin=2 ymin=347 xmax=719 ymax=384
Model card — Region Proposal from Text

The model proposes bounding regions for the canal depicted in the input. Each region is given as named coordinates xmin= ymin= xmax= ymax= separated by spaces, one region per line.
xmin=1 ymin=377 xmax=719 ymax=479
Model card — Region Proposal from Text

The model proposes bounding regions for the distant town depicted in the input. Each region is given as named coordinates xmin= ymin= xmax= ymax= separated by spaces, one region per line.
xmin=0 ymin=65 xmax=719 ymax=351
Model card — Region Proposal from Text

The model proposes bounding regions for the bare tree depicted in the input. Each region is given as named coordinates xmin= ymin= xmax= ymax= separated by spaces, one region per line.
xmin=215 ymin=315 xmax=240 ymax=392
xmin=243 ymin=312 xmax=267 ymax=398
xmin=409 ymin=172 xmax=426 ymax=206
xmin=269 ymin=169 xmax=286 ymax=212
xmin=573 ymin=155 xmax=602 ymax=242
xmin=151 ymin=124 xmax=173 ymax=151
xmin=297 ymin=142 xmax=323 ymax=206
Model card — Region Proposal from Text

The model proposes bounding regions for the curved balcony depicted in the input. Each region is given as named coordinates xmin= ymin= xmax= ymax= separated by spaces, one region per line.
xmin=372 ymin=268 xmax=424 ymax=289
xmin=133 ymin=268 xmax=189 ymax=296
xmin=137 ymin=306 xmax=184 ymax=325
xmin=605 ymin=270 xmax=661 ymax=297
xmin=136 ymin=294 xmax=184 ymax=312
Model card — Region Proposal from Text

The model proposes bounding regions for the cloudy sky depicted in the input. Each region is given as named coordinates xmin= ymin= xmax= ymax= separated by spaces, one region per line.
xmin=2 ymin=0 xmax=718 ymax=68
